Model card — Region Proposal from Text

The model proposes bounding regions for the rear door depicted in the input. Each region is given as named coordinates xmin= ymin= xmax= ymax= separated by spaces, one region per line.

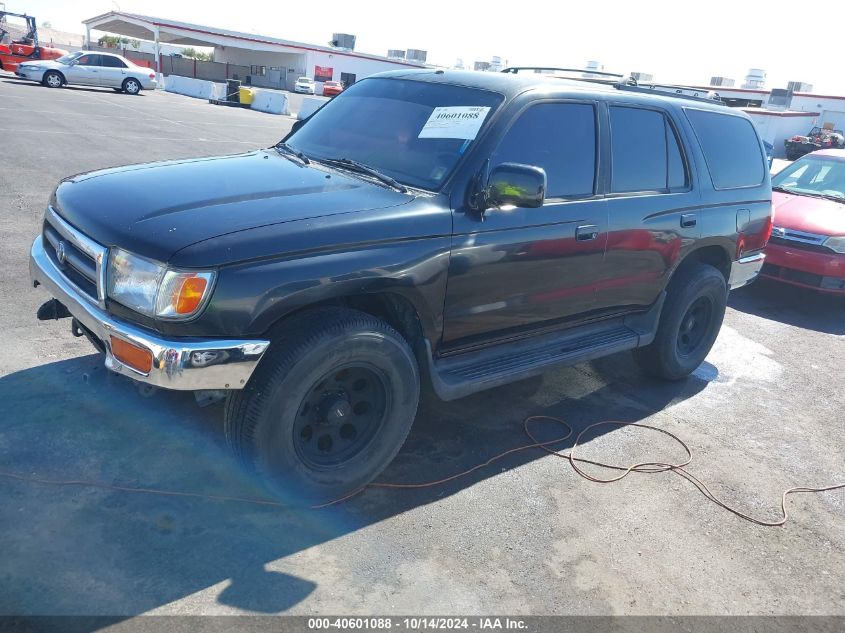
xmin=64 ymin=53 xmax=102 ymax=85
xmin=444 ymin=100 xmax=608 ymax=348
xmin=592 ymin=104 xmax=700 ymax=313
xmin=98 ymin=55 xmax=129 ymax=87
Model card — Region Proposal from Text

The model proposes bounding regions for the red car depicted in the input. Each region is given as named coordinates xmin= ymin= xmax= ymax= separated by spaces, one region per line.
xmin=322 ymin=80 xmax=344 ymax=97
xmin=764 ymin=149 xmax=845 ymax=293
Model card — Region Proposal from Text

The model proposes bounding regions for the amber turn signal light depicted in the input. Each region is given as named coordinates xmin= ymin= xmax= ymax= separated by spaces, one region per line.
xmin=110 ymin=336 xmax=153 ymax=373
xmin=169 ymin=275 xmax=209 ymax=316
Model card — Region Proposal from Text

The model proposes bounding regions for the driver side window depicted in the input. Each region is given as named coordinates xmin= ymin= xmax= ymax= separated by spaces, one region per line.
xmin=76 ymin=54 xmax=101 ymax=67
xmin=490 ymin=102 xmax=597 ymax=199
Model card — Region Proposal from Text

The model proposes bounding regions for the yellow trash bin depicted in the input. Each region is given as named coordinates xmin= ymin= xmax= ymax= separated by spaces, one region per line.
xmin=239 ymin=87 xmax=255 ymax=105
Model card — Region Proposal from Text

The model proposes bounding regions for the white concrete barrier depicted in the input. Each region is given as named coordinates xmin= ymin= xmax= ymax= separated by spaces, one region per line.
xmin=163 ymin=75 xmax=217 ymax=100
xmin=250 ymin=90 xmax=289 ymax=116
xmin=297 ymin=97 xmax=325 ymax=120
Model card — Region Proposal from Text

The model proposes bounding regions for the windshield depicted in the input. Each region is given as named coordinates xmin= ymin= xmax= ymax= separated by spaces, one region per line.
xmin=772 ymin=156 xmax=845 ymax=200
xmin=285 ymin=77 xmax=503 ymax=190
xmin=55 ymin=51 xmax=83 ymax=65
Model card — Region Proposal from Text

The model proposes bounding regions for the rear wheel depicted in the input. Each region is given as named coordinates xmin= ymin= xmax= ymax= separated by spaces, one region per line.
xmin=224 ymin=307 xmax=420 ymax=503
xmin=43 ymin=71 xmax=64 ymax=88
xmin=634 ymin=263 xmax=727 ymax=380
xmin=122 ymin=78 xmax=141 ymax=95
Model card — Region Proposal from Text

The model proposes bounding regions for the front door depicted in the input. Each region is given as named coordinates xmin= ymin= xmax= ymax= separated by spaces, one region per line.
xmin=64 ymin=53 xmax=102 ymax=85
xmin=443 ymin=101 xmax=608 ymax=349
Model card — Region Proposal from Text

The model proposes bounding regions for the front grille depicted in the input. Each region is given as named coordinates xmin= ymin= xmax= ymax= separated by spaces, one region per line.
xmin=42 ymin=207 xmax=108 ymax=306
xmin=769 ymin=226 xmax=833 ymax=253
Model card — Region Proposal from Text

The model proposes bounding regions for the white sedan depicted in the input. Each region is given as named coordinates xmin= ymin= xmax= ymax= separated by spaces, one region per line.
xmin=294 ymin=77 xmax=316 ymax=94
xmin=16 ymin=51 xmax=157 ymax=94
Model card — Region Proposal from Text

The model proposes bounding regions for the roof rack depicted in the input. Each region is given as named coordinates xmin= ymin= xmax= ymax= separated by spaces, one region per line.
xmin=500 ymin=67 xmax=724 ymax=105
xmin=615 ymin=78 xmax=724 ymax=104
xmin=501 ymin=66 xmax=624 ymax=79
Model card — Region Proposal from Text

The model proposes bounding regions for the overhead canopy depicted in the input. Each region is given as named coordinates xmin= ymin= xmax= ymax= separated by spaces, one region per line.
xmin=82 ymin=11 xmax=425 ymax=64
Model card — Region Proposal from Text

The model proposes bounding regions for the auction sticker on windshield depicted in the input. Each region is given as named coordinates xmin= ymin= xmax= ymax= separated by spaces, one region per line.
xmin=419 ymin=106 xmax=491 ymax=139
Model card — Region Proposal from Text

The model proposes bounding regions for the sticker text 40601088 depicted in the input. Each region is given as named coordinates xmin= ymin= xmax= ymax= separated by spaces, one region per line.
xmin=418 ymin=106 xmax=492 ymax=140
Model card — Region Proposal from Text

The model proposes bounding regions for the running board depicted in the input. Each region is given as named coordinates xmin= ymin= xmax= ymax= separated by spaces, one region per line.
xmin=428 ymin=293 xmax=664 ymax=401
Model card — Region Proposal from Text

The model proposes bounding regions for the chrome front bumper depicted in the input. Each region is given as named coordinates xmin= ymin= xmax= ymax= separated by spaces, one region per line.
xmin=30 ymin=236 xmax=269 ymax=391
xmin=728 ymin=252 xmax=766 ymax=290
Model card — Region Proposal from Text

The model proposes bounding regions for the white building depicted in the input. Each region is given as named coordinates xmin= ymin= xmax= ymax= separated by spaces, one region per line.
xmin=82 ymin=11 xmax=428 ymax=91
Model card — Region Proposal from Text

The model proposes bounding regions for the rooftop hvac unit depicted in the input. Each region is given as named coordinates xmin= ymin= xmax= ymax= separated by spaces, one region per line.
xmin=406 ymin=49 xmax=427 ymax=63
xmin=582 ymin=60 xmax=604 ymax=78
xmin=630 ymin=71 xmax=653 ymax=83
xmin=330 ymin=33 xmax=356 ymax=50
xmin=767 ymin=87 xmax=793 ymax=111
xmin=742 ymin=68 xmax=766 ymax=89
xmin=787 ymin=80 xmax=813 ymax=93
xmin=710 ymin=76 xmax=735 ymax=87
xmin=387 ymin=49 xmax=406 ymax=59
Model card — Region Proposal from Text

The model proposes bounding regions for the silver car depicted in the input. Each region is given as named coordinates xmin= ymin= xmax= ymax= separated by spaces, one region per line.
xmin=16 ymin=51 xmax=157 ymax=95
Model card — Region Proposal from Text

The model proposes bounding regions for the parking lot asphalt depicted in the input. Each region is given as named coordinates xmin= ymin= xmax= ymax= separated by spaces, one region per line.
xmin=1 ymin=75 xmax=843 ymax=618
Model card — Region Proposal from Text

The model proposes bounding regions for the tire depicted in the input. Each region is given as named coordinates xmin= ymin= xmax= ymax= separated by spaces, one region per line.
xmin=43 ymin=71 xmax=64 ymax=88
xmin=122 ymin=78 xmax=141 ymax=95
xmin=634 ymin=263 xmax=727 ymax=381
xmin=224 ymin=307 xmax=420 ymax=503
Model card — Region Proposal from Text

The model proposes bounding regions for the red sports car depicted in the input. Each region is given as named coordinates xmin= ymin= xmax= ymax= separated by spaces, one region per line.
xmin=322 ymin=81 xmax=344 ymax=97
xmin=764 ymin=149 xmax=845 ymax=293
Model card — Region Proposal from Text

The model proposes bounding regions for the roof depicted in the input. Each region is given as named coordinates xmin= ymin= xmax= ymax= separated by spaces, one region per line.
xmin=82 ymin=11 xmax=428 ymax=68
xmin=804 ymin=149 xmax=845 ymax=159
xmin=372 ymin=69 xmax=733 ymax=112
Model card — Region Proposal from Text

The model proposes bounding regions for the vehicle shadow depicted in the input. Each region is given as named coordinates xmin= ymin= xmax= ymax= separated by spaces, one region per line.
xmin=0 ymin=79 xmax=147 ymax=95
xmin=728 ymin=278 xmax=845 ymax=335
xmin=0 ymin=351 xmax=711 ymax=616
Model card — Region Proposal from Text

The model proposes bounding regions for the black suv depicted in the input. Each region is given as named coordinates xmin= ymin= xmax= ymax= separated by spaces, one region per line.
xmin=30 ymin=69 xmax=772 ymax=502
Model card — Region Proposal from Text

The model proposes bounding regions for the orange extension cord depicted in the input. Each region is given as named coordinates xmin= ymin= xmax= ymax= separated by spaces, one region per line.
xmin=1 ymin=416 xmax=843 ymax=526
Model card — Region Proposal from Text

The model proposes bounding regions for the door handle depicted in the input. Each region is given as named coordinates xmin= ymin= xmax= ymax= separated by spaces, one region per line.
xmin=680 ymin=213 xmax=697 ymax=228
xmin=576 ymin=225 xmax=600 ymax=241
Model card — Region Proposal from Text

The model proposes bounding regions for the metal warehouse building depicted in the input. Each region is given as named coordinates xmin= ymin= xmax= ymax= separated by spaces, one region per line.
xmin=82 ymin=11 xmax=428 ymax=92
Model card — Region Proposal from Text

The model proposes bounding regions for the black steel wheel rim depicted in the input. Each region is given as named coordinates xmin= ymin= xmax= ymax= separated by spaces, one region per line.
xmin=293 ymin=364 xmax=389 ymax=469
xmin=677 ymin=296 xmax=713 ymax=357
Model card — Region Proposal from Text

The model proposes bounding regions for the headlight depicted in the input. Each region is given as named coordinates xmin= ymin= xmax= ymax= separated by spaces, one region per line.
xmin=824 ymin=236 xmax=845 ymax=254
xmin=107 ymin=248 xmax=214 ymax=319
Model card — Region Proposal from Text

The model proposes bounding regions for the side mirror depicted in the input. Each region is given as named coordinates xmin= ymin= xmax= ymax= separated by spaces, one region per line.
xmin=485 ymin=163 xmax=546 ymax=209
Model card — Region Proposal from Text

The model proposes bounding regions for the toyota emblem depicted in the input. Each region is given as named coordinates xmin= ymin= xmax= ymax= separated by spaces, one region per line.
xmin=56 ymin=240 xmax=68 ymax=265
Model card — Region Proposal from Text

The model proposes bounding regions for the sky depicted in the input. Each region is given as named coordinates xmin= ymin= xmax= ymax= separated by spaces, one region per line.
xmin=13 ymin=0 xmax=845 ymax=94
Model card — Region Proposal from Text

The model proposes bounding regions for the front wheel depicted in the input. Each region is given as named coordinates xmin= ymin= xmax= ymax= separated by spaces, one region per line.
xmin=122 ymin=78 xmax=141 ymax=95
xmin=634 ymin=263 xmax=727 ymax=380
xmin=43 ymin=71 xmax=64 ymax=88
xmin=224 ymin=308 xmax=420 ymax=503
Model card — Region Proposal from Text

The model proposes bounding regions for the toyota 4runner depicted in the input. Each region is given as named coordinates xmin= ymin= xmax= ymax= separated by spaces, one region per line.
xmin=30 ymin=69 xmax=773 ymax=502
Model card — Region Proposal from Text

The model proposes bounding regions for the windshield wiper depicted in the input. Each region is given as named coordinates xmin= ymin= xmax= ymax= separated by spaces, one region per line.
xmin=318 ymin=157 xmax=408 ymax=193
xmin=774 ymin=185 xmax=844 ymax=202
xmin=274 ymin=142 xmax=310 ymax=165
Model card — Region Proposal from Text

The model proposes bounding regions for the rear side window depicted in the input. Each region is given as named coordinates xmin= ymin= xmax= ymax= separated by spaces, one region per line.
xmin=101 ymin=56 xmax=127 ymax=68
xmin=685 ymin=109 xmax=764 ymax=189
xmin=491 ymin=102 xmax=596 ymax=198
xmin=609 ymin=106 xmax=689 ymax=193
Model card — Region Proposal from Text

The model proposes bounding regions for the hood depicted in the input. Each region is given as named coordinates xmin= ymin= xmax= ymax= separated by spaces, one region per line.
xmin=53 ymin=150 xmax=414 ymax=263
xmin=772 ymin=190 xmax=845 ymax=236
xmin=21 ymin=59 xmax=65 ymax=69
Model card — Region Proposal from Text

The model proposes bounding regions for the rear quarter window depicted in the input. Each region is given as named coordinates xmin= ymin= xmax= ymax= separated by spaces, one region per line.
xmin=685 ymin=109 xmax=765 ymax=189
